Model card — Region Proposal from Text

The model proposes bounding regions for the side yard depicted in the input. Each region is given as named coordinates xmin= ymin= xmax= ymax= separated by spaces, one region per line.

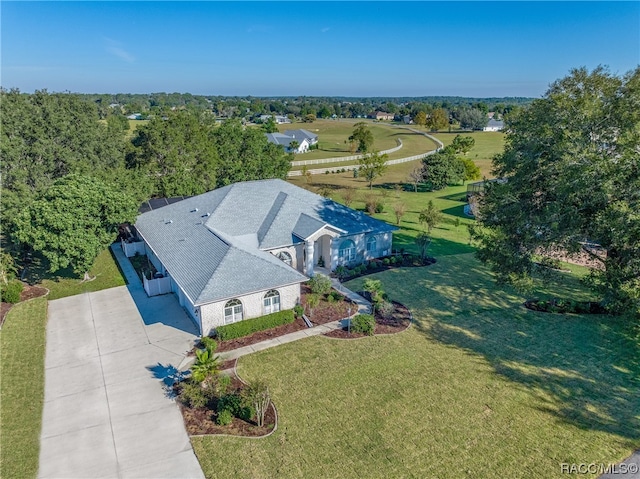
xmin=191 ymin=255 xmax=639 ymax=478
xmin=0 ymin=298 xmax=48 ymax=479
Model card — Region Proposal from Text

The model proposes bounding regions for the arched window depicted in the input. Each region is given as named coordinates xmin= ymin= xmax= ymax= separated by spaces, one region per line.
xmin=224 ymin=299 xmax=243 ymax=324
xmin=338 ymin=239 xmax=356 ymax=264
xmin=366 ymin=236 xmax=377 ymax=253
xmin=276 ymin=251 xmax=292 ymax=266
xmin=263 ymin=290 xmax=281 ymax=314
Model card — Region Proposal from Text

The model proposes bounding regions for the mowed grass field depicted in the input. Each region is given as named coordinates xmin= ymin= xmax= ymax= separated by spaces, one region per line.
xmin=193 ymin=255 xmax=639 ymax=479
xmin=280 ymin=119 xmax=440 ymax=165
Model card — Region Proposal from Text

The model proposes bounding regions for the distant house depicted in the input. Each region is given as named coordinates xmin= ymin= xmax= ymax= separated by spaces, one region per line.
xmin=128 ymin=179 xmax=396 ymax=335
xmin=127 ymin=113 xmax=143 ymax=120
xmin=283 ymin=129 xmax=318 ymax=146
xmin=370 ymin=111 xmax=394 ymax=121
xmin=483 ymin=119 xmax=504 ymax=132
xmin=259 ymin=114 xmax=291 ymax=124
xmin=403 ymin=115 xmax=413 ymax=124
xmin=265 ymin=133 xmax=311 ymax=153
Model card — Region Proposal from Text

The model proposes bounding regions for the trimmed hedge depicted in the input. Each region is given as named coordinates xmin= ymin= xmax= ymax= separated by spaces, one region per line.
xmin=351 ymin=314 xmax=375 ymax=336
xmin=215 ymin=309 xmax=295 ymax=341
xmin=1 ymin=280 xmax=23 ymax=304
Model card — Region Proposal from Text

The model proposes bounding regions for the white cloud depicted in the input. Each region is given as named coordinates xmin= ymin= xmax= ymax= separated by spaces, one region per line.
xmin=104 ymin=37 xmax=135 ymax=63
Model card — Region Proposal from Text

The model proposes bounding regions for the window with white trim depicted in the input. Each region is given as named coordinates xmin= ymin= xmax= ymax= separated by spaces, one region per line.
xmin=366 ymin=236 xmax=377 ymax=253
xmin=276 ymin=251 xmax=292 ymax=266
xmin=224 ymin=299 xmax=243 ymax=324
xmin=263 ymin=290 xmax=281 ymax=314
xmin=338 ymin=239 xmax=356 ymax=263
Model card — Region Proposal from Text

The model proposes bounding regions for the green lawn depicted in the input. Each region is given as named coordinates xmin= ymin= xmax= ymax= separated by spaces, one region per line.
xmin=192 ymin=255 xmax=639 ymax=479
xmin=282 ymin=119 xmax=438 ymax=164
xmin=0 ymin=298 xmax=48 ymax=479
xmin=23 ymin=248 xmax=127 ymax=300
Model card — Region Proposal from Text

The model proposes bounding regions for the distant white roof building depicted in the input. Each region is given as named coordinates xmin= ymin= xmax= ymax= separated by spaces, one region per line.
xmin=483 ymin=119 xmax=504 ymax=132
xmin=265 ymin=129 xmax=318 ymax=154
xmin=260 ymin=114 xmax=291 ymax=124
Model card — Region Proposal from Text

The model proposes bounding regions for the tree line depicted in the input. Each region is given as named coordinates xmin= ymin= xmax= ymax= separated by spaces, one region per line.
xmin=78 ymin=92 xmax=531 ymax=122
xmin=0 ymin=89 xmax=291 ymax=279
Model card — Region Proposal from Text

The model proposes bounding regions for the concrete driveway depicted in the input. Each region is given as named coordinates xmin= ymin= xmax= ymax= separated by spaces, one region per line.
xmin=38 ymin=282 xmax=204 ymax=479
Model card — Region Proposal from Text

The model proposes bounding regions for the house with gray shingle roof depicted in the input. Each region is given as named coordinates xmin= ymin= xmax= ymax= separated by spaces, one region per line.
xmin=131 ymin=179 xmax=396 ymax=336
xmin=266 ymin=129 xmax=318 ymax=154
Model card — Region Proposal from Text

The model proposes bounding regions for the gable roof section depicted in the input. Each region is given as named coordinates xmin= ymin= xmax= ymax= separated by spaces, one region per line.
xmin=283 ymin=129 xmax=318 ymax=141
xmin=135 ymin=179 xmax=396 ymax=305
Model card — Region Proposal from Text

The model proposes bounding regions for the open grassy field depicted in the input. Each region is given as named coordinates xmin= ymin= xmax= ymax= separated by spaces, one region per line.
xmin=0 ymin=298 xmax=48 ymax=479
xmin=431 ymin=130 xmax=506 ymax=178
xmin=281 ymin=119 xmax=439 ymax=164
xmin=192 ymin=255 xmax=638 ymax=478
xmin=23 ymin=248 xmax=126 ymax=300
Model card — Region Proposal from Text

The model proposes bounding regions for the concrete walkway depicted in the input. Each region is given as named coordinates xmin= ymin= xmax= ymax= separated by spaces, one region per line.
xmin=38 ymin=246 xmax=204 ymax=479
xmin=216 ymin=280 xmax=371 ymax=362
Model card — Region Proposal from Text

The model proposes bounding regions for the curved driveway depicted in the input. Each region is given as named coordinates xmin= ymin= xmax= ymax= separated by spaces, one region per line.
xmin=38 ymin=248 xmax=204 ymax=479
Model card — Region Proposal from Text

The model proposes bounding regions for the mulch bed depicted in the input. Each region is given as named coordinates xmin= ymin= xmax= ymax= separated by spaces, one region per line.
xmin=324 ymin=300 xmax=412 ymax=339
xmin=201 ymin=285 xmax=354 ymax=354
xmin=175 ymin=374 xmax=276 ymax=437
xmin=0 ymin=284 xmax=49 ymax=327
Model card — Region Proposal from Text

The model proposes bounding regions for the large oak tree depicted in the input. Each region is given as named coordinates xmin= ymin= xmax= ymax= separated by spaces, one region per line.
xmin=471 ymin=67 xmax=640 ymax=320
xmin=14 ymin=174 xmax=138 ymax=278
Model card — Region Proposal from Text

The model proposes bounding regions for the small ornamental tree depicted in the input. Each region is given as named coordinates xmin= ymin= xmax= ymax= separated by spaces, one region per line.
xmin=242 ymin=381 xmax=271 ymax=427
xmin=415 ymin=233 xmax=432 ymax=263
xmin=306 ymin=294 xmax=320 ymax=317
xmin=13 ymin=174 xmax=138 ymax=280
xmin=359 ymin=151 xmax=388 ymax=190
xmin=308 ymin=273 xmax=332 ymax=295
xmin=419 ymin=200 xmax=442 ymax=234
xmin=393 ymin=202 xmax=407 ymax=225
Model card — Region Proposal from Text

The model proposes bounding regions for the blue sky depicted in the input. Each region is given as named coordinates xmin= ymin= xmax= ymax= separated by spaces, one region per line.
xmin=2 ymin=2 xmax=638 ymax=97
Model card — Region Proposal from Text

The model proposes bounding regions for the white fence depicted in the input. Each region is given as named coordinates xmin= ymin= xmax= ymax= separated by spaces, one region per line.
xmin=288 ymin=130 xmax=443 ymax=177
xmin=121 ymin=239 xmax=146 ymax=257
xmin=143 ymin=275 xmax=172 ymax=296
xmin=290 ymin=139 xmax=403 ymax=167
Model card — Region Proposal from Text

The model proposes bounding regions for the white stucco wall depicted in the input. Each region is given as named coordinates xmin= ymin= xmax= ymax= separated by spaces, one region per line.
xmin=330 ymin=232 xmax=393 ymax=269
xmin=199 ymin=283 xmax=302 ymax=336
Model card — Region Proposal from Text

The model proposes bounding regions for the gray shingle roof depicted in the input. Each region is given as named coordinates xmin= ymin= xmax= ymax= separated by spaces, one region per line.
xmin=135 ymin=179 xmax=396 ymax=306
xmin=283 ymin=129 xmax=318 ymax=141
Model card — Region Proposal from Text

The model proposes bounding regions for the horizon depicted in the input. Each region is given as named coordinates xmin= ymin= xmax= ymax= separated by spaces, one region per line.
xmin=2 ymin=1 xmax=639 ymax=98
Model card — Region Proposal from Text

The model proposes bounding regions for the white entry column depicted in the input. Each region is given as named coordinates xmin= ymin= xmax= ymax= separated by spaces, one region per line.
xmin=305 ymin=240 xmax=314 ymax=277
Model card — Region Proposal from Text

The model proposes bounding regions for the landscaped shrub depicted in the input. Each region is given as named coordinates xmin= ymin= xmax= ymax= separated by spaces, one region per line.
xmin=335 ymin=266 xmax=348 ymax=280
xmin=351 ymin=314 xmax=375 ymax=335
xmin=308 ymin=273 xmax=332 ymax=295
xmin=378 ymin=301 xmax=395 ymax=319
xmin=383 ymin=257 xmax=391 ymax=266
xmin=390 ymin=255 xmax=398 ymax=264
xmin=375 ymin=202 xmax=385 ymax=213
xmin=216 ymin=409 xmax=233 ymax=426
xmin=215 ymin=310 xmax=295 ymax=341
xmin=1 ymin=280 xmax=23 ymax=304
xmin=218 ymin=393 xmax=242 ymax=415
xmin=329 ymin=290 xmax=343 ymax=302
xmin=178 ymin=380 xmax=212 ymax=409
xmin=239 ymin=405 xmax=256 ymax=422
xmin=200 ymin=336 xmax=217 ymax=352
xmin=293 ymin=304 xmax=304 ymax=318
